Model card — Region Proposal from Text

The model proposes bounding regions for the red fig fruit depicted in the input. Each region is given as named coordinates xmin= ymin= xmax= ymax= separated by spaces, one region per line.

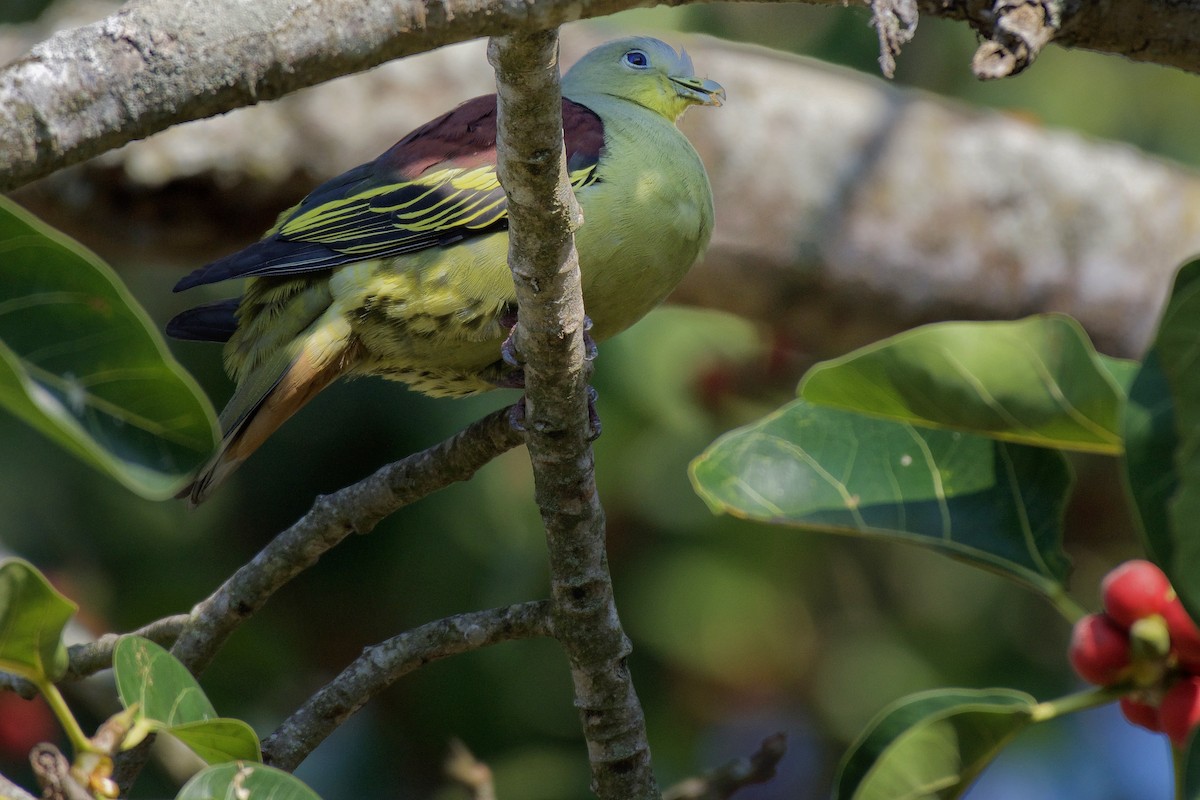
xmin=1102 ymin=560 xmax=1173 ymax=629
xmin=1161 ymin=676 xmax=1200 ymax=746
xmin=1069 ymin=613 xmax=1131 ymax=686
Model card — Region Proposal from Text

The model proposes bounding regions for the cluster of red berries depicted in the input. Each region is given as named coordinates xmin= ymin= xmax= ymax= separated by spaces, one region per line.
xmin=1069 ymin=560 xmax=1200 ymax=746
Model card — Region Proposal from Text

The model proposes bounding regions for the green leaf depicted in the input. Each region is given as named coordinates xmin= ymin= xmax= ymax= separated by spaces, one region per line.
xmin=114 ymin=636 xmax=217 ymax=724
xmin=1098 ymin=355 xmax=1140 ymax=397
xmin=800 ymin=316 xmax=1128 ymax=454
xmin=834 ymin=688 xmax=1036 ymax=800
xmin=1123 ymin=258 xmax=1200 ymax=617
xmin=177 ymin=762 xmax=323 ymax=800
xmin=0 ymin=557 xmax=76 ymax=682
xmin=690 ymin=400 xmax=1072 ymax=600
xmin=0 ymin=196 xmax=218 ymax=499
xmin=168 ymin=719 xmax=262 ymax=764
xmin=113 ymin=636 xmax=260 ymax=764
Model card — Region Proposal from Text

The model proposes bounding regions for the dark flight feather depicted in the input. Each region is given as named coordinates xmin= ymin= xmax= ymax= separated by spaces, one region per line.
xmin=165 ymin=298 xmax=241 ymax=342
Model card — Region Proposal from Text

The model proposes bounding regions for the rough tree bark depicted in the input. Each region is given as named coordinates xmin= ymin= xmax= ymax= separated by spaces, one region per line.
xmin=4 ymin=0 xmax=1200 ymax=190
xmin=489 ymin=30 xmax=659 ymax=800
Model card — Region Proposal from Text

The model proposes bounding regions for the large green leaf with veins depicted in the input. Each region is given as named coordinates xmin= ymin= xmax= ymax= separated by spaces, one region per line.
xmin=0 ymin=196 xmax=217 ymax=499
xmin=691 ymin=401 xmax=1072 ymax=602
xmin=800 ymin=315 xmax=1129 ymax=454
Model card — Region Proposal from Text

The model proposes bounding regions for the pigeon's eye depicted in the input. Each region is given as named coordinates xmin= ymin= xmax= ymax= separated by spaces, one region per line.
xmin=622 ymin=50 xmax=650 ymax=69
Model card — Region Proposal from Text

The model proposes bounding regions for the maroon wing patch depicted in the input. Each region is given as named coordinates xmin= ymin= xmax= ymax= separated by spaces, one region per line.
xmin=380 ymin=95 xmax=605 ymax=177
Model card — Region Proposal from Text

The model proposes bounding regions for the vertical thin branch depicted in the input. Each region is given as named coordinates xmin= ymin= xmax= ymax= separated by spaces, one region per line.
xmin=488 ymin=31 xmax=660 ymax=800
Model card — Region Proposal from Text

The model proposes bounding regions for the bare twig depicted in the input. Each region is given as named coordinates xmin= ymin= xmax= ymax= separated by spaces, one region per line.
xmin=169 ymin=405 xmax=522 ymax=676
xmin=2 ymin=408 xmax=522 ymax=795
xmin=29 ymin=745 xmax=92 ymax=800
xmin=489 ymin=30 xmax=658 ymax=800
xmin=109 ymin=407 xmax=521 ymax=789
xmin=0 ymin=771 xmax=37 ymax=800
xmin=0 ymin=615 xmax=189 ymax=697
xmin=663 ymin=733 xmax=788 ymax=800
xmin=444 ymin=739 xmax=498 ymax=800
xmin=262 ymin=602 xmax=552 ymax=771
xmin=63 ymin=614 xmax=190 ymax=681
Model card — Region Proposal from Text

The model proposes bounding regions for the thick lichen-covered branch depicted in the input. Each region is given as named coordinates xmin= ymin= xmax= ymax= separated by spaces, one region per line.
xmin=7 ymin=0 xmax=1200 ymax=190
xmin=0 ymin=0 xmax=727 ymax=190
xmin=488 ymin=29 xmax=660 ymax=800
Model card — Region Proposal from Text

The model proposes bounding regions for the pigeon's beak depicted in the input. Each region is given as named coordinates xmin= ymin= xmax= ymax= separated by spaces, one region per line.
xmin=670 ymin=75 xmax=726 ymax=107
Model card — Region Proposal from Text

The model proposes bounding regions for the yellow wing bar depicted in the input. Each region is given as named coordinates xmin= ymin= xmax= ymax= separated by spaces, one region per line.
xmin=276 ymin=164 xmax=599 ymax=258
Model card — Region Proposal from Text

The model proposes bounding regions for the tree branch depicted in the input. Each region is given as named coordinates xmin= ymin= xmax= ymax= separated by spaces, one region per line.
xmin=489 ymin=30 xmax=658 ymax=800
xmin=0 ymin=614 xmax=188 ymax=697
xmin=662 ymin=733 xmax=788 ymax=800
xmin=64 ymin=614 xmax=189 ymax=681
xmin=969 ymin=0 xmax=1058 ymax=79
xmin=261 ymin=601 xmax=553 ymax=771
xmin=169 ymin=406 xmax=522 ymax=676
xmin=105 ymin=407 xmax=520 ymax=789
xmin=0 ymin=771 xmax=38 ymax=800
xmin=0 ymin=0 xmax=736 ymax=190
xmin=7 ymin=0 xmax=1200 ymax=191
xmin=29 ymin=745 xmax=92 ymax=800
xmin=935 ymin=0 xmax=1200 ymax=79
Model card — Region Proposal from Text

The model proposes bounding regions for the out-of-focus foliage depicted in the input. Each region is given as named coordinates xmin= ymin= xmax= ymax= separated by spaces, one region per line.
xmin=0 ymin=0 xmax=51 ymax=24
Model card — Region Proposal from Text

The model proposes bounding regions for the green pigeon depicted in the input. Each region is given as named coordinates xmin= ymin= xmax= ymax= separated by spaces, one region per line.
xmin=169 ymin=36 xmax=724 ymax=504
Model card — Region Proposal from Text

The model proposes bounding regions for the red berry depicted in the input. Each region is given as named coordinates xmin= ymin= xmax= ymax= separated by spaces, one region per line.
xmin=0 ymin=693 xmax=56 ymax=758
xmin=1161 ymin=676 xmax=1200 ymax=746
xmin=1102 ymin=560 xmax=1174 ymax=629
xmin=1162 ymin=600 xmax=1200 ymax=671
xmin=1120 ymin=697 xmax=1163 ymax=733
xmin=1069 ymin=613 xmax=1131 ymax=686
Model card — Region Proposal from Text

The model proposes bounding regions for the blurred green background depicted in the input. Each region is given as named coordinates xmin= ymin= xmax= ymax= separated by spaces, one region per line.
xmin=0 ymin=1 xmax=1190 ymax=797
